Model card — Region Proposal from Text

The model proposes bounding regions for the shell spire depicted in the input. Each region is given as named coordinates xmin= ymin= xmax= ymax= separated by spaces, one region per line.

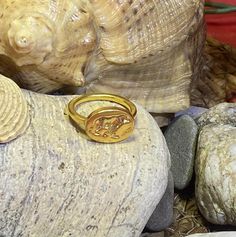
xmin=0 ymin=0 xmax=97 ymax=93
xmin=7 ymin=15 xmax=53 ymax=66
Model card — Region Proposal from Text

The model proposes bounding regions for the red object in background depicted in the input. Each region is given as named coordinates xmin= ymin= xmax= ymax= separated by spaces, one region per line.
xmin=205 ymin=0 xmax=236 ymax=47
xmin=226 ymin=94 xmax=236 ymax=102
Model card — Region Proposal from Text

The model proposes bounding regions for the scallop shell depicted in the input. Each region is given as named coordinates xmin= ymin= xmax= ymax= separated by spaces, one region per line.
xmin=0 ymin=75 xmax=29 ymax=143
xmin=0 ymin=0 xmax=205 ymax=113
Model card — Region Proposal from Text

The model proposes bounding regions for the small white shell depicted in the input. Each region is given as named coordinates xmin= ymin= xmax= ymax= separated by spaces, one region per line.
xmin=0 ymin=75 xmax=29 ymax=143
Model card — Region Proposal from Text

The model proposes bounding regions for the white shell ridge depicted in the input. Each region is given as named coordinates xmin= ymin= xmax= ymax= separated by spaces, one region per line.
xmin=0 ymin=75 xmax=29 ymax=143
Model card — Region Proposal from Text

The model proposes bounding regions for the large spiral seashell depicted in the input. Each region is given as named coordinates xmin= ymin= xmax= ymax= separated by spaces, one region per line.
xmin=0 ymin=75 xmax=29 ymax=143
xmin=0 ymin=0 xmax=205 ymax=114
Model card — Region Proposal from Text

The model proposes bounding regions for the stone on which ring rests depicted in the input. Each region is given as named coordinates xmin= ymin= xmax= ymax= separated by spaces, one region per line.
xmin=0 ymin=76 xmax=170 ymax=237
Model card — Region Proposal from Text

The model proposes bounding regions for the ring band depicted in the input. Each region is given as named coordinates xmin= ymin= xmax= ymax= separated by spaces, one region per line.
xmin=66 ymin=94 xmax=137 ymax=143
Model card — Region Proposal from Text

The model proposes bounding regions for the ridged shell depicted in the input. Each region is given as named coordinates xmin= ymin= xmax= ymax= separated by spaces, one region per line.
xmin=0 ymin=0 xmax=205 ymax=113
xmin=86 ymin=0 xmax=205 ymax=113
xmin=0 ymin=75 xmax=29 ymax=143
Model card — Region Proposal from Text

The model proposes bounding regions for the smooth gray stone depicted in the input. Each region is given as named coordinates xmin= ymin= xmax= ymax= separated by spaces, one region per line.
xmin=145 ymin=172 xmax=174 ymax=232
xmin=164 ymin=115 xmax=199 ymax=190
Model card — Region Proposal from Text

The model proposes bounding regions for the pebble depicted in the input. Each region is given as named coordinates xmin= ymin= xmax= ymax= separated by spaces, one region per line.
xmin=195 ymin=124 xmax=236 ymax=225
xmin=145 ymin=172 xmax=174 ymax=232
xmin=196 ymin=102 xmax=236 ymax=128
xmin=164 ymin=115 xmax=199 ymax=190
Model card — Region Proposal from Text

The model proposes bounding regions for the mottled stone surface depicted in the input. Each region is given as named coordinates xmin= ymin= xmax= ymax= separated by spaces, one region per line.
xmin=195 ymin=124 xmax=236 ymax=225
xmin=145 ymin=172 xmax=174 ymax=232
xmin=140 ymin=232 xmax=164 ymax=237
xmin=0 ymin=91 xmax=170 ymax=237
xmin=164 ymin=115 xmax=199 ymax=190
xmin=196 ymin=103 xmax=236 ymax=128
xmin=186 ymin=232 xmax=236 ymax=237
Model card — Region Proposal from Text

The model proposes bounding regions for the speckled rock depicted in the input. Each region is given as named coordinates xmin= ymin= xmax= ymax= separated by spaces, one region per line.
xmin=0 ymin=89 xmax=170 ymax=237
xmin=140 ymin=232 xmax=164 ymax=237
xmin=145 ymin=172 xmax=174 ymax=232
xmin=195 ymin=124 xmax=236 ymax=225
xmin=164 ymin=115 xmax=199 ymax=190
xmin=196 ymin=103 xmax=236 ymax=128
xmin=186 ymin=232 xmax=236 ymax=237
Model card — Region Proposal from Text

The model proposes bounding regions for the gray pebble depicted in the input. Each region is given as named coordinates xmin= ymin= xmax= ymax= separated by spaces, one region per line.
xmin=164 ymin=115 xmax=198 ymax=190
xmin=145 ymin=172 xmax=174 ymax=232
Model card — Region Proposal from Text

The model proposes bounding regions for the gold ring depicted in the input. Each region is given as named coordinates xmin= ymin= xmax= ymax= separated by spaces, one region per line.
xmin=66 ymin=94 xmax=137 ymax=143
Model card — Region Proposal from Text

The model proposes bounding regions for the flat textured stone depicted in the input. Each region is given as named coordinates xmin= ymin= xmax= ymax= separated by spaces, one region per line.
xmin=164 ymin=115 xmax=199 ymax=190
xmin=186 ymin=232 xmax=236 ymax=237
xmin=196 ymin=103 xmax=236 ymax=128
xmin=145 ymin=172 xmax=174 ymax=232
xmin=195 ymin=124 xmax=236 ymax=225
xmin=0 ymin=90 xmax=170 ymax=237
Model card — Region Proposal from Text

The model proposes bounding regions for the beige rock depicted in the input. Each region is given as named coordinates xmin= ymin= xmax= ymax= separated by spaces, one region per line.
xmin=195 ymin=124 xmax=236 ymax=225
xmin=196 ymin=103 xmax=236 ymax=128
xmin=0 ymin=84 xmax=170 ymax=237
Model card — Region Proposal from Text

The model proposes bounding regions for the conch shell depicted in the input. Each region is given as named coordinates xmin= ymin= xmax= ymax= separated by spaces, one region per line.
xmin=0 ymin=0 xmax=205 ymax=113
xmin=0 ymin=75 xmax=29 ymax=143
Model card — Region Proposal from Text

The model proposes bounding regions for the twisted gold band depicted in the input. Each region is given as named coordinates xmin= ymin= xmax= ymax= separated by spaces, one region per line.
xmin=66 ymin=94 xmax=137 ymax=143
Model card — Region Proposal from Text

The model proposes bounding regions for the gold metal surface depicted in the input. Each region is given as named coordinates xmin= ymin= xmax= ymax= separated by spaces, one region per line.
xmin=66 ymin=94 xmax=137 ymax=143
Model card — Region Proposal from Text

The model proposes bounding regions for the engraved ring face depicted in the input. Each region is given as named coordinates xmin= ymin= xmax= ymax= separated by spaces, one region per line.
xmin=85 ymin=108 xmax=135 ymax=143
